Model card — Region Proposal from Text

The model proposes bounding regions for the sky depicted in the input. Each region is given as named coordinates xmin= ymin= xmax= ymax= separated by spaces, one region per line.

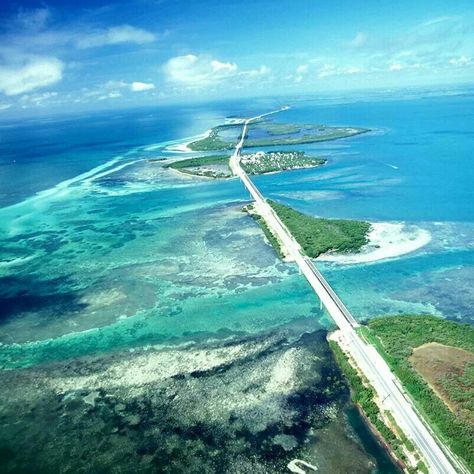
xmin=0 ymin=0 xmax=473 ymax=115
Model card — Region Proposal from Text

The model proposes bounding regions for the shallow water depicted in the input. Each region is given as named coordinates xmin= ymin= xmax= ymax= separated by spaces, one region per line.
xmin=0 ymin=91 xmax=472 ymax=471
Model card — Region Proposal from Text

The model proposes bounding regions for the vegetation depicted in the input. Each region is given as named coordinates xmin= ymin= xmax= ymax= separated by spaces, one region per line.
xmin=188 ymin=125 xmax=238 ymax=151
xmin=250 ymin=121 xmax=303 ymax=136
xmin=329 ymin=341 xmax=413 ymax=469
xmin=164 ymin=155 xmax=231 ymax=178
xmin=367 ymin=315 xmax=474 ymax=471
xmin=188 ymin=121 xmax=370 ymax=152
xmin=241 ymin=151 xmax=326 ymax=175
xmin=164 ymin=155 xmax=229 ymax=170
xmin=245 ymin=122 xmax=369 ymax=148
xmin=269 ymin=200 xmax=371 ymax=258
xmin=245 ymin=205 xmax=284 ymax=258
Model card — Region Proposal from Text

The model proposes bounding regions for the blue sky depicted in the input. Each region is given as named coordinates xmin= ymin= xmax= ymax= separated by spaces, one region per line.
xmin=0 ymin=0 xmax=473 ymax=114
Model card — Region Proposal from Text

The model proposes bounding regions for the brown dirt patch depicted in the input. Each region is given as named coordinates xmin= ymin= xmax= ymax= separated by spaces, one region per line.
xmin=410 ymin=342 xmax=474 ymax=422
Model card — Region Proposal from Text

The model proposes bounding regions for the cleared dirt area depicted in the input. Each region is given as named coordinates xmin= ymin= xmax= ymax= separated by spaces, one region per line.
xmin=410 ymin=342 xmax=474 ymax=422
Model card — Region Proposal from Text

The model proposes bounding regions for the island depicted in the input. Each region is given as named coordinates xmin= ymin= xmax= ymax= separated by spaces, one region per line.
xmin=358 ymin=315 xmax=474 ymax=472
xmin=187 ymin=120 xmax=370 ymax=151
xmin=241 ymin=151 xmax=326 ymax=175
xmin=246 ymin=200 xmax=371 ymax=259
xmin=163 ymin=151 xmax=326 ymax=179
xmin=163 ymin=155 xmax=231 ymax=178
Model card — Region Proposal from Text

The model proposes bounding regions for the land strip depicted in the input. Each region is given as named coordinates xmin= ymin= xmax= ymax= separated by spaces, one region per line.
xmin=164 ymin=151 xmax=326 ymax=179
xmin=163 ymin=155 xmax=231 ymax=178
xmin=267 ymin=200 xmax=370 ymax=258
xmin=329 ymin=335 xmax=426 ymax=473
xmin=188 ymin=119 xmax=369 ymax=152
xmin=363 ymin=315 xmax=474 ymax=471
xmin=241 ymin=151 xmax=326 ymax=175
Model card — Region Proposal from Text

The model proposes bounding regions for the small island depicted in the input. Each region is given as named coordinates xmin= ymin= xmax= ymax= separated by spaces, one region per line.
xmin=241 ymin=151 xmax=326 ymax=175
xmin=163 ymin=151 xmax=327 ymax=179
xmin=188 ymin=120 xmax=370 ymax=152
xmin=248 ymin=200 xmax=371 ymax=259
xmin=163 ymin=155 xmax=231 ymax=178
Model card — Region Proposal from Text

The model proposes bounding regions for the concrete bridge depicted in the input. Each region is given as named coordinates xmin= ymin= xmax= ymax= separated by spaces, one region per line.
xmin=230 ymin=111 xmax=460 ymax=474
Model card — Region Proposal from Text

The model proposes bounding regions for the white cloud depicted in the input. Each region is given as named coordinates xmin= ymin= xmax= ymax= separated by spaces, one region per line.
xmin=243 ymin=65 xmax=271 ymax=77
xmin=210 ymin=59 xmax=237 ymax=73
xmin=98 ymin=91 xmax=122 ymax=101
xmin=293 ymin=64 xmax=309 ymax=83
xmin=345 ymin=66 xmax=362 ymax=74
xmin=317 ymin=64 xmax=337 ymax=78
xmin=104 ymin=80 xmax=129 ymax=90
xmin=15 ymin=7 xmax=51 ymax=31
xmin=76 ymin=25 xmax=155 ymax=49
xmin=163 ymin=54 xmax=238 ymax=86
xmin=18 ymin=91 xmax=60 ymax=107
xmin=0 ymin=103 xmax=12 ymax=110
xmin=83 ymin=80 xmax=156 ymax=101
xmin=389 ymin=63 xmax=403 ymax=71
xmin=296 ymin=64 xmax=308 ymax=74
xmin=417 ymin=16 xmax=458 ymax=29
xmin=0 ymin=56 xmax=63 ymax=96
xmin=349 ymin=32 xmax=367 ymax=47
xmin=130 ymin=81 xmax=155 ymax=92
xmin=315 ymin=63 xmax=364 ymax=78
xmin=163 ymin=55 xmax=272 ymax=92
xmin=449 ymin=56 xmax=471 ymax=66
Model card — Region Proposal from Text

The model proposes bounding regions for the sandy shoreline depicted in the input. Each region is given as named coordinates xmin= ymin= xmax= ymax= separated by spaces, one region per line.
xmin=165 ymin=129 xmax=212 ymax=153
xmin=317 ymin=222 xmax=431 ymax=264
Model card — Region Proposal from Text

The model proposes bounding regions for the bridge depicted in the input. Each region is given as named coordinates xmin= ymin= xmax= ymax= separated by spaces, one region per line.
xmin=230 ymin=111 xmax=460 ymax=474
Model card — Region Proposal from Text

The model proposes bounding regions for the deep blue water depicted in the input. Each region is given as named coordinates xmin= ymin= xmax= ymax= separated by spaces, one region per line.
xmin=261 ymin=95 xmax=474 ymax=222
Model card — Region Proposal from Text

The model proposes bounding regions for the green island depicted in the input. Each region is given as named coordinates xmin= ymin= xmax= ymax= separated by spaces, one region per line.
xmin=268 ymin=200 xmax=371 ymax=258
xmin=245 ymin=121 xmax=370 ymax=148
xmin=187 ymin=125 xmax=238 ymax=151
xmin=241 ymin=151 xmax=326 ymax=175
xmin=359 ymin=315 xmax=474 ymax=471
xmin=188 ymin=120 xmax=370 ymax=151
xmin=163 ymin=151 xmax=326 ymax=178
xmin=163 ymin=155 xmax=231 ymax=178
xmin=329 ymin=340 xmax=426 ymax=474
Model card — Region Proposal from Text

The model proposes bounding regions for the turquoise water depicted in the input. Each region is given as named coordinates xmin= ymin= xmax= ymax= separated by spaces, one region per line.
xmin=1 ymin=93 xmax=472 ymax=368
xmin=1 ymin=92 xmax=472 ymax=472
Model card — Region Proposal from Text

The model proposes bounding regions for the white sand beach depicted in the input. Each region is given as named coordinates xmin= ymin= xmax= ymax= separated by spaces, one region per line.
xmin=317 ymin=222 xmax=431 ymax=264
xmin=166 ymin=129 xmax=212 ymax=153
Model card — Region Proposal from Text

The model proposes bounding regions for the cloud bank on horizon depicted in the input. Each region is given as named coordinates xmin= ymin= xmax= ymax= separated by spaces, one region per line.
xmin=0 ymin=0 xmax=473 ymax=114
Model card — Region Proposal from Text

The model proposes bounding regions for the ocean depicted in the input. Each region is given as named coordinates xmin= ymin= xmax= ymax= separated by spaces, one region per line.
xmin=0 ymin=90 xmax=472 ymax=472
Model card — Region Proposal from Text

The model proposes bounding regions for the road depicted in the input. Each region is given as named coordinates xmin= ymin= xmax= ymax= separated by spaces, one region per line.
xmin=230 ymin=111 xmax=460 ymax=474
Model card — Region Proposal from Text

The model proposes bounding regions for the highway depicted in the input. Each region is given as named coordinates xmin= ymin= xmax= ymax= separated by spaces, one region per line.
xmin=230 ymin=111 xmax=460 ymax=474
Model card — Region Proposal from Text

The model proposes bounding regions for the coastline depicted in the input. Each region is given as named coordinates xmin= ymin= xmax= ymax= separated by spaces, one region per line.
xmin=317 ymin=222 xmax=431 ymax=265
xmin=165 ymin=129 xmax=213 ymax=153
xmin=328 ymin=330 xmax=422 ymax=473
xmin=166 ymin=162 xmax=325 ymax=180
